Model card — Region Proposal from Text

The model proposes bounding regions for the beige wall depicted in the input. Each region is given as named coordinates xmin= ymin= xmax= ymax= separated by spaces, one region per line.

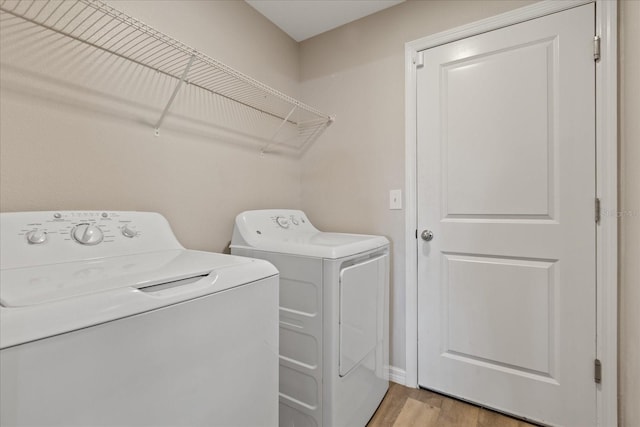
xmin=619 ymin=1 xmax=640 ymax=426
xmin=0 ymin=0 xmax=302 ymax=253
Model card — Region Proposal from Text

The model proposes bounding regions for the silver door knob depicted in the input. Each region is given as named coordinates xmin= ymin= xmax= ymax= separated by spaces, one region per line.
xmin=421 ymin=230 xmax=434 ymax=241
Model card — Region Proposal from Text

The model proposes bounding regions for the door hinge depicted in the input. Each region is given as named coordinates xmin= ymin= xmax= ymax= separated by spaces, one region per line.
xmin=594 ymin=359 xmax=602 ymax=383
xmin=594 ymin=36 xmax=601 ymax=62
xmin=415 ymin=51 xmax=424 ymax=68
xmin=595 ymin=197 xmax=601 ymax=224
xmin=415 ymin=229 xmax=418 ymax=239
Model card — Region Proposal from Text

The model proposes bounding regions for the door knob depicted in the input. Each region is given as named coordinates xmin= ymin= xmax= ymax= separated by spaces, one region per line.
xmin=421 ymin=230 xmax=434 ymax=241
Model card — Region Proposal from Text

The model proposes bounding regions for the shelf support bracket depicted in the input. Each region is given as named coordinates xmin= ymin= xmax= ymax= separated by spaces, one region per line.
xmin=154 ymin=54 xmax=196 ymax=136
xmin=261 ymin=106 xmax=297 ymax=155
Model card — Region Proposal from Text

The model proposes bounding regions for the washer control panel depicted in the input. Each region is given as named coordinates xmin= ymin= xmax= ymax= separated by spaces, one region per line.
xmin=12 ymin=211 xmax=142 ymax=247
xmin=1 ymin=211 xmax=182 ymax=270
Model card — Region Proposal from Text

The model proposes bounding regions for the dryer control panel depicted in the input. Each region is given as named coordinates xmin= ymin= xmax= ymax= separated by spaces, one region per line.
xmin=272 ymin=212 xmax=312 ymax=230
xmin=0 ymin=211 xmax=183 ymax=270
xmin=235 ymin=210 xmax=319 ymax=236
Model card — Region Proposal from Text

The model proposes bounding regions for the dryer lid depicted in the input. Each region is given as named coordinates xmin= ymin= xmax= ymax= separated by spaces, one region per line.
xmin=231 ymin=209 xmax=388 ymax=259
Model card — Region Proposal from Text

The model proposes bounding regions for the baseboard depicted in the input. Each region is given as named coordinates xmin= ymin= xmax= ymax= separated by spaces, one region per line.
xmin=387 ymin=366 xmax=407 ymax=385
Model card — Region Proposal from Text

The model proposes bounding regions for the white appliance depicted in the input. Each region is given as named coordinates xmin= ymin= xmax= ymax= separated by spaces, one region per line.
xmin=231 ymin=209 xmax=389 ymax=427
xmin=0 ymin=211 xmax=279 ymax=427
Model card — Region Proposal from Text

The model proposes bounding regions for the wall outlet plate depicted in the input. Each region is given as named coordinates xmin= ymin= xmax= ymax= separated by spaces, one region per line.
xmin=390 ymin=189 xmax=402 ymax=210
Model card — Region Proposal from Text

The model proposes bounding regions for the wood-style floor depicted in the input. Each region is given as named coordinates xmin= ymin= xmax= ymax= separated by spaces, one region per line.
xmin=368 ymin=383 xmax=538 ymax=427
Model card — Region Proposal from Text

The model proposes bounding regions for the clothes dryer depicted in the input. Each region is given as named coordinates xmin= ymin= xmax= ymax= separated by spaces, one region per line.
xmin=231 ymin=209 xmax=389 ymax=427
xmin=1 ymin=211 xmax=279 ymax=427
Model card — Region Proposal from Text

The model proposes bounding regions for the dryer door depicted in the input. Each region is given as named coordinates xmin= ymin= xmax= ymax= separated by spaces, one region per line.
xmin=338 ymin=255 xmax=385 ymax=377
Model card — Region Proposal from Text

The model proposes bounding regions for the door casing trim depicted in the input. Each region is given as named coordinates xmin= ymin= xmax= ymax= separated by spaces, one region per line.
xmin=403 ymin=1 xmax=617 ymax=426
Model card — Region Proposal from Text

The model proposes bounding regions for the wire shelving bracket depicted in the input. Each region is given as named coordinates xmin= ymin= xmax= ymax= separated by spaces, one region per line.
xmin=0 ymin=0 xmax=334 ymax=152
xmin=154 ymin=54 xmax=195 ymax=137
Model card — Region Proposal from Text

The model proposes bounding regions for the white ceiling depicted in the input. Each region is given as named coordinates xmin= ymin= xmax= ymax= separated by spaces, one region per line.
xmin=245 ymin=0 xmax=405 ymax=42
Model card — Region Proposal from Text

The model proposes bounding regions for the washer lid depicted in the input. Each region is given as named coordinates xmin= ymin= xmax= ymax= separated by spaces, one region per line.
xmin=231 ymin=210 xmax=388 ymax=259
xmin=0 ymin=250 xmax=259 ymax=307
xmin=0 ymin=250 xmax=278 ymax=348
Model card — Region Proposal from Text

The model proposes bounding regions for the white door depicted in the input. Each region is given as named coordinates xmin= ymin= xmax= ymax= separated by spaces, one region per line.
xmin=416 ymin=4 xmax=596 ymax=427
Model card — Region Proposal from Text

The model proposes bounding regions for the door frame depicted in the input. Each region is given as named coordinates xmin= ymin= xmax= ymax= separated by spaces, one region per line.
xmin=403 ymin=1 xmax=618 ymax=426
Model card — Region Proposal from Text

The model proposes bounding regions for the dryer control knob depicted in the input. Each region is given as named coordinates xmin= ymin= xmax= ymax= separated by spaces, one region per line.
xmin=71 ymin=223 xmax=104 ymax=245
xmin=26 ymin=230 xmax=47 ymax=245
xmin=121 ymin=225 xmax=137 ymax=238
xmin=275 ymin=216 xmax=290 ymax=228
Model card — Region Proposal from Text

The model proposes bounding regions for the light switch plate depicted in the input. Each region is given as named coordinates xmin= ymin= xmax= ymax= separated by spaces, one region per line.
xmin=390 ymin=189 xmax=402 ymax=210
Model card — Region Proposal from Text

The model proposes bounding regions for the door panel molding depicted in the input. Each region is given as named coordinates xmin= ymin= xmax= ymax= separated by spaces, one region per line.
xmin=404 ymin=1 xmax=617 ymax=426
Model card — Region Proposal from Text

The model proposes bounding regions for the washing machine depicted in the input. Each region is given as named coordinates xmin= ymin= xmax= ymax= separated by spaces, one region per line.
xmin=0 ymin=211 xmax=279 ymax=427
xmin=231 ymin=209 xmax=389 ymax=427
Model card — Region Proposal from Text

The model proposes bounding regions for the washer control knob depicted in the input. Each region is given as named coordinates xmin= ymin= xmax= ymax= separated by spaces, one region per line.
xmin=290 ymin=216 xmax=299 ymax=226
xmin=71 ymin=223 xmax=103 ymax=245
xmin=121 ymin=225 xmax=137 ymax=238
xmin=275 ymin=216 xmax=290 ymax=229
xmin=26 ymin=230 xmax=47 ymax=245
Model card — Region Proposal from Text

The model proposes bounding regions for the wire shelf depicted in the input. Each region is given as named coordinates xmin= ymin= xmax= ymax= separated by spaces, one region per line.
xmin=0 ymin=0 xmax=334 ymax=153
